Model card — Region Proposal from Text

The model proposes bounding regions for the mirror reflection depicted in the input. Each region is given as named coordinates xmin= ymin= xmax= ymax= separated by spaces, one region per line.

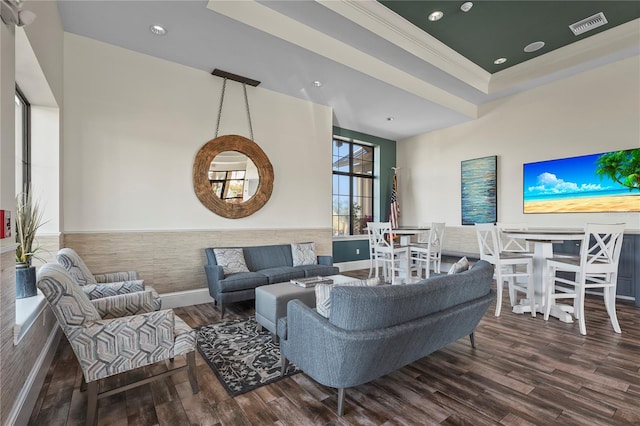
xmin=208 ymin=151 xmax=259 ymax=203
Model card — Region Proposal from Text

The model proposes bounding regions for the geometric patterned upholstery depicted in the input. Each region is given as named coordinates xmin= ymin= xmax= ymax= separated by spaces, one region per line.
xmin=57 ymin=247 xmax=139 ymax=287
xmin=37 ymin=263 xmax=195 ymax=382
xmin=55 ymin=248 xmax=161 ymax=311
xmin=94 ymin=271 xmax=139 ymax=283
xmin=56 ymin=247 xmax=99 ymax=285
xmin=82 ymin=280 xmax=145 ymax=299
xmin=91 ymin=288 xmax=162 ymax=319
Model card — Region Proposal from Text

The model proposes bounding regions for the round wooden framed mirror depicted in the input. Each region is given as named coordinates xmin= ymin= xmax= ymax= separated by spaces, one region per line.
xmin=193 ymin=135 xmax=274 ymax=218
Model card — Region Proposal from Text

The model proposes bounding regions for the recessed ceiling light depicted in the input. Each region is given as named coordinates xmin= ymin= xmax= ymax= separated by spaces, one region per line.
xmin=149 ymin=24 xmax=167 ymax=36
xmin=460 ymin=2 xmax=473 ymax=12
xmin=493 ymin=57 xmax=507 ymax=65
xmin=428 ymin=11 xmax=444 ymax=22
xmin=386 ymin=117 xmax=394 ymax=121
xmin=312 ymin=81 xmax=322 ymax=87
xmin=524 ymin=41 xmax=545 ymax=53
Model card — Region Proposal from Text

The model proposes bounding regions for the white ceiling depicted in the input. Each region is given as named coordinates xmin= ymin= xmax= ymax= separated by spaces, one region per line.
xmin=55 ymin=0 xmax=640 ymax=141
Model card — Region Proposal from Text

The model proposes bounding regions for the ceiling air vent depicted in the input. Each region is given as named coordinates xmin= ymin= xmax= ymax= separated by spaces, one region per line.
xmin=569 ymin=12 xmax=608 ymax=36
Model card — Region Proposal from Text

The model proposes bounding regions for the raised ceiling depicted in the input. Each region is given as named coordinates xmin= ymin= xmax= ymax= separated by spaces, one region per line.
xmin=380 ymin=1 xmax=640 ymax=73
xmin=54 ymin=0 xmax=640 ymax=141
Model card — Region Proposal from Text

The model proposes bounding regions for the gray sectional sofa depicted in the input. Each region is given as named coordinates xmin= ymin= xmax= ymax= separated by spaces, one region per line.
xmin=278 ymin=260 xmax=495 ymax=416
xmin=204 ymin=243 xmax=338 ymax=317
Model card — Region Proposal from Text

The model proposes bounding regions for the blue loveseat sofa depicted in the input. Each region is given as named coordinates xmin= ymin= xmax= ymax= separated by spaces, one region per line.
xmin=204 ymin=243 xmax=338 ymax=317
xmin=278 ymin=260 xmax=495 ymax=416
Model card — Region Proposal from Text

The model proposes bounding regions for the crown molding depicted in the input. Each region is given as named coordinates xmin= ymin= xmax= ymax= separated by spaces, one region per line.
xmin=207 ymin=0 xmax=477 ymax=119
xmin=489 ymin=18 xmax=640 ymax=94
xmin=317 ymin=0 xmax=491 ymax=93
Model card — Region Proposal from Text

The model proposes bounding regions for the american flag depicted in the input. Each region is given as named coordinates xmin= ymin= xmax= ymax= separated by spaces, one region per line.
xmin=390 ymin=172 xmax=399 ymax=229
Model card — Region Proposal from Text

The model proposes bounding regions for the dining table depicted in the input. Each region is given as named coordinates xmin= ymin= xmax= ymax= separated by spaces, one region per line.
xmin=392 ymin=226 xmax=430 ymax=246
xmin=504 ymin=227 xmax=585 ymax=323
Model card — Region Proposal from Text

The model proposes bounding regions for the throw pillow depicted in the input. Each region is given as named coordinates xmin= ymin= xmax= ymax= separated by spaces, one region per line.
xmin=291 ymin=242 xmax=317 ymax=266
xmin=448 ymin=256 xmax=470 ymax=274
xmin=213 ymin=248 xmax=250 ymax=275
xmin=315 ymin=277 xmax=381 ymax=318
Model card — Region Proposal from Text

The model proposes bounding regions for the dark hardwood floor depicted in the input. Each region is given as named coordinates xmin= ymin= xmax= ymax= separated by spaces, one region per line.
xmin=29 ymin=270 xmax=640 ymax=425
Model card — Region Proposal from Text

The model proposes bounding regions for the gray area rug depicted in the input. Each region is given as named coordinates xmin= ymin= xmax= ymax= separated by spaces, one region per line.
xmin=196 ymin=317 xmax=299 ymax=396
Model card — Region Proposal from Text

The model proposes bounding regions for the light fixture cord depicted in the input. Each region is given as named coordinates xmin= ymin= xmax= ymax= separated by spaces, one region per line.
xmin=214 ymin=77 xmax=228 ymax=138
xmin=243 ymin=83 xmax=254 ymax=141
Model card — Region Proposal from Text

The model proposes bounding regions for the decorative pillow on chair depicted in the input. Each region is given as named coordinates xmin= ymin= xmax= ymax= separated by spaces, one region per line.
xmin=448 ymin=256 xmax=470 ymax=274
xmin=291 ymin=242 xmax=317 ymax=266
xmin=315 ymin=277 xmax=381 ymax=318
xmin=213 ymin=248 xmax=250 ymax=275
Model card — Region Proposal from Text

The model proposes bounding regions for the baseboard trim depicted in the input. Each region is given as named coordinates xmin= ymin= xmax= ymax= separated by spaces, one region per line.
xmin=336 ymin=259 xmax=371 ymax=271
xmin=8 ymin=325 xmax=61 ymax=426
xmin=161 ymin=288 xmax=216 ymax=309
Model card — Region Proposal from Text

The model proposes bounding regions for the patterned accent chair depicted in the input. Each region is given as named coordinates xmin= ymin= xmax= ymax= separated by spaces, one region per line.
xmin=37 ymin=263 xmax=199 ymax=426
xmin=56 ymin=248 xmax=161 ymax=309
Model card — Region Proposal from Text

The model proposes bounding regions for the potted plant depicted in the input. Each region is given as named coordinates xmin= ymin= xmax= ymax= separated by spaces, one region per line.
xmin=15 ymin=192 xmax=46 ymax=298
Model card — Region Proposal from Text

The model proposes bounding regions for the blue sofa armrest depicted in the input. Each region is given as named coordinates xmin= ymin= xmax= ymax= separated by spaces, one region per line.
xmin=317 ymin=255 xmax=334 ymax=266
xmin=204 ymin=264 xmax=225 ymax=298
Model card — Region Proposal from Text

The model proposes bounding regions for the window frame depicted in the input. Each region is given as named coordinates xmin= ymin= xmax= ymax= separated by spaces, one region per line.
xmin=209 ymin=169 xmax=246 ymax=203
xmin=332 ymin=137 xmax=375 ymax=236
xmin=15 ymin=85 xmax=31 ymax=196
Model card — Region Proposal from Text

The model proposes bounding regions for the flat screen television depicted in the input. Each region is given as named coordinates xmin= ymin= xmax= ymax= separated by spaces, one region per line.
xmin=523 ymin=148 xmax=639 ymax=213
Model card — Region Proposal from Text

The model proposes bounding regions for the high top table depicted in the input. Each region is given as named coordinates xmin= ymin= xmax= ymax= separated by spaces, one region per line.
xmin=504 ymin=228 xmax=584 ymax=322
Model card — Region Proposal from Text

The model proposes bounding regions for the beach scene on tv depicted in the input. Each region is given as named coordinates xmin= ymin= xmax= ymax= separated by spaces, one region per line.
xmin=523 ymin=148 xmax=639 ymax=213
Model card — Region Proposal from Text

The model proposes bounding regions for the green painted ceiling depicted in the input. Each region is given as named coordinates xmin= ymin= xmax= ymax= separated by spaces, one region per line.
xmin=379 ymin=1 xmax=640 ymax=73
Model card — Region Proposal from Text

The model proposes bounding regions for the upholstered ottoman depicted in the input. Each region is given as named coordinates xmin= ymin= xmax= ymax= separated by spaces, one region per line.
xmin=255 ymin=275 xmax=355 ymax=339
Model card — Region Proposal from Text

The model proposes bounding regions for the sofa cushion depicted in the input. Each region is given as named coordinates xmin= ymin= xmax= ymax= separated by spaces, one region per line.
xmin=243 ymin=245 xmax=293 ymax=271
xmin=213 ymin=248 xmax=250 ymax=274
xmin=294 ymin=264 xmax=339 ymax=277
xmin=258 ymin=267 xmax=305 ymax=284
xmin=291 ymin=242 xmax=317 ymax=266
xmin=218 ymin=272 xmax=269 ymax=292
xmin=448 ymin=256 xmax=470 ymax=274
xmin=316 ymin=277 xmax=381 ymax=318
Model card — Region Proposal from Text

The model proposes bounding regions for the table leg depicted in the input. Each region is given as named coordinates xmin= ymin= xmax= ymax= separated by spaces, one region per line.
xmin=512 ymin=241 xmax=574 ymax=323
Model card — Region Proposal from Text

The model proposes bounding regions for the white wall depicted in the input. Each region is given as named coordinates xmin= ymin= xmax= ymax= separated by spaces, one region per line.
xmin=63 ymin=33 xmax=333 ymax=232
xmin=398 ymin=55 xmax=640 ymax=231
xmin=31 ymin=106 xmax=60 ymax=233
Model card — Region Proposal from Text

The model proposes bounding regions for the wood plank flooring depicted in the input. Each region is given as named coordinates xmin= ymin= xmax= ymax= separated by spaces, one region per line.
xmin=29 ymin=270 xmax=640 ymax=425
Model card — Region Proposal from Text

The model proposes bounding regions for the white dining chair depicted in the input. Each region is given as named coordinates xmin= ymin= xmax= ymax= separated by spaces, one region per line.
xmin=366 ymin=222 xmax=378 ymax=278
xmin=409 ymin=222 xmax=445 ymax=279
xmin=367 ymin=221 xmax=409 ymax=285
xmin=475 ymin=223 xmax=534 ymax=317
xmin=544 ymin=223 xmax=625 ymax=335
xmin=496 ymin=222 xmax=532 ymax=254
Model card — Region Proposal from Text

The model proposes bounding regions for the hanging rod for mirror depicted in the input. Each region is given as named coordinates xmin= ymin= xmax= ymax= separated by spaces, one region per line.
xmin=211 ymin=69 xmax=260 ymax=87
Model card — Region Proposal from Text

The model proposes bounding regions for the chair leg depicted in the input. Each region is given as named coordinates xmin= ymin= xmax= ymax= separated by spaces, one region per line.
xmin=507 ymin=266 xmax=517 ymax=307
xmin=220 ymin=304 xmax=225 ymax=319
xmin=87 ymin=381 xmax=98 ymax=426
xmin=604 ymin=285 xmax=621 ymax=333
xmin=280 ymin=355 xmax=289 ymax=376
xmin=469 ymin=332 xmax=475 ymax=348
xmin=337 ymin=388 xmax=346 ymax=416
xmin=494 ymin=268 xmax=503 ymax=316
xmin=186 ymin=351 xmax=199 ymax=394
xmin=80 ymin=374 xmax=87 ymax=392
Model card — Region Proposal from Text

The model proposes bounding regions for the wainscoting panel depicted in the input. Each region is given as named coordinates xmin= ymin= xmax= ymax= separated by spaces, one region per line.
xmin=441 ymin=226 xmax=480 ymax=257
xmin=63 ymin=228 xmax=334 ymax=294
xmin=0 ymin=248 xmax=58 ymax=426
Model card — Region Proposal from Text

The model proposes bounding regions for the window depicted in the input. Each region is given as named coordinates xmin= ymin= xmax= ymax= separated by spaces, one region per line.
xmin=15 ymin=86 xmax=30 ymax=196
xmin=332 ymin=137 xmax=374 ymax=235
xmin=209 ymin=170 xmax=246 ymax=203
